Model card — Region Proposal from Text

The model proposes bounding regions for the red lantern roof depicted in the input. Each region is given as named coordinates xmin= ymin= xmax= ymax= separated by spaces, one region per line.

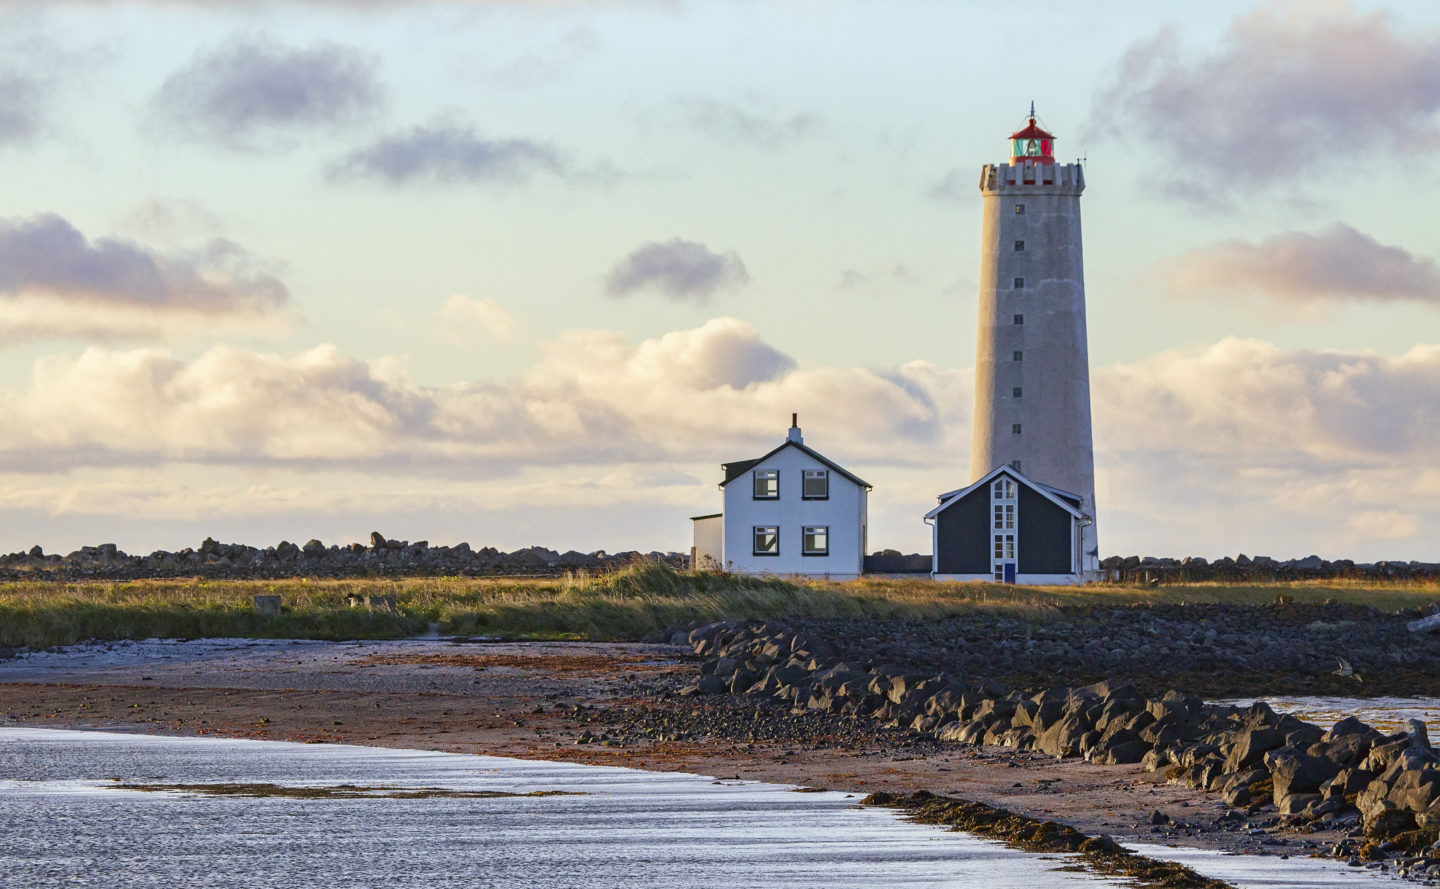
xmin=1009 ymin=118 xmax=1055 ymax=141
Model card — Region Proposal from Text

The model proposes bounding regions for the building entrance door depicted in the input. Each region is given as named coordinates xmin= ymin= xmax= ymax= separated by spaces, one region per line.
xmin=1002 ymin=563 xmax=1017 ymax=584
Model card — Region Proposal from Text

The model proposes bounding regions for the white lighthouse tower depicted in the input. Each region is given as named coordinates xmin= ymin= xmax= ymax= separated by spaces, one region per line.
xmin=968 ymin=107 xmax=1098 ymax=576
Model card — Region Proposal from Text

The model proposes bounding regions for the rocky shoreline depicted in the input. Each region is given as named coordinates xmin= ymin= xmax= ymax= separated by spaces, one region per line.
xmin=679 ymin=619 xmax=1440 ymax=881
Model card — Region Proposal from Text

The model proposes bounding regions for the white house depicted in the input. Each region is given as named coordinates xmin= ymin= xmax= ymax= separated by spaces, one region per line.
xmin=691 ymin=417 xmax=870 ymax=578
xmin=925 ymin=464 xmax=1090 ymax=585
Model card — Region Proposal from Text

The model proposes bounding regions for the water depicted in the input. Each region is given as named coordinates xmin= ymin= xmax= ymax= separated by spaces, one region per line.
xmin=1218 ymin=697 xmax=1440 ymax=740
xmin=0 ymin=728 xmax=1407 ymax=889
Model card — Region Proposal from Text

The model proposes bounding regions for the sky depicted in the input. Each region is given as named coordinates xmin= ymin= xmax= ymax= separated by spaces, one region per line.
xmin=1 ymin=0 xmax=1439 ymax=562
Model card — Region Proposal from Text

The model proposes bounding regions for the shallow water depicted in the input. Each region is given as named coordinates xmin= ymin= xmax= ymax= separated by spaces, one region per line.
xmin=0 ymin=728 xmax=1411 ymax=889
xmin=1218 ymin=697 xmax=1440 ymax=740
xmin=0 ymin=727 xmax=1121 ymax=889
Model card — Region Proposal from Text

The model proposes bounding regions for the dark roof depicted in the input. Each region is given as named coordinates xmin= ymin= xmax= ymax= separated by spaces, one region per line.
xmin=689 ymin=513 xmax=722 ymax=522
xmin=720 ymin=440 xmax=871 ymax=489
xmin=926 ymin=464 xmax=1083 ymax=520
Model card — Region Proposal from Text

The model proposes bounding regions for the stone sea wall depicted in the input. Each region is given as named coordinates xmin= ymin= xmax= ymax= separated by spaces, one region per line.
xmin=1100 ymin=554 xmax=1440 ymax=583
xmin=0 ymin=534 xmax=688 ymax=580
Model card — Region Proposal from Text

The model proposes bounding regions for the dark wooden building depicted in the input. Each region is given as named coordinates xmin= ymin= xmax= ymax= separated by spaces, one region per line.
xmin=925 ymin=465 xmax=1089 ymax=584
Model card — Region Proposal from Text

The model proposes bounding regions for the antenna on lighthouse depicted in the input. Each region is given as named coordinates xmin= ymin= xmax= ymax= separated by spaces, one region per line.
xmin=1029 ymin=99 xmax=1035 ymax=119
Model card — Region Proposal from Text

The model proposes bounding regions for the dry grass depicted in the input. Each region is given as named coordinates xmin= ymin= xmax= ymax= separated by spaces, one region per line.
xmin=1 ymin=562 xmax=1436 ymax=649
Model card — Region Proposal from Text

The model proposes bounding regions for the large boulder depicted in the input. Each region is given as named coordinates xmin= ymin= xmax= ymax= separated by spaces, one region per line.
xmin=1224 ymin=727 xmax=1286 ymax=773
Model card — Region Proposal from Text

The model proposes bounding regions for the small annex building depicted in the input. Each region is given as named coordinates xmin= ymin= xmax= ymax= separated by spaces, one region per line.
xmin=690 ymin=417 xmax=870 ymax=578
xmin=926 ymin=464 xmax=1090 ymax=584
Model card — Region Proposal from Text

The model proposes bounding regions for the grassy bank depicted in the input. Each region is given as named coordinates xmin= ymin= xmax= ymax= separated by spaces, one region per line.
xmin=1 ymin=562 xmax=1437 ymax=649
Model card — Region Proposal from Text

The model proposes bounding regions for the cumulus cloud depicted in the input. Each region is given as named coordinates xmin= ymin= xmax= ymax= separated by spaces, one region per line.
xmin=1155 ymin=224 xmax=1440 ymax=307
xmin=672 ymin=95 xmax=821 ymax=149
xmin=1089 ymin=1 xmax=1440 ymax=204
xmin=0 ymin=318 xmax=961 ymax=472
xmin=1095 ymin=337 xmax=1440 ymax=468
xmin=434 ymin=294 xmax=516 ymax=343
xmin=151 ymin=37 xmax=382 ymax=149
xmin=604 ymin=239 xmax=750 ymax=302
xmin=327 ymin=122 xmax=583 ymax=186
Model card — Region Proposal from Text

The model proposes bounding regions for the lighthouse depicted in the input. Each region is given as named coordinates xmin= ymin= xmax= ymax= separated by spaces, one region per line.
xmin=926 ymin=107 xmax=1098 ymax=583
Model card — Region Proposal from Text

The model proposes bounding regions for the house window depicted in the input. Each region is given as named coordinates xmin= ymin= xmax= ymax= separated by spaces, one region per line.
xmin=992 ymin=534 xmax=1015 ymax=560
xmin=753 ymin=469 xmax=778 ymax=500
xmin=1013 ymin=277 xmax=1024 ymax=289
xmin=1012 ymin=387 xmax=1022 ymax=398
xmin=993 ymin=503 xmax=1015 ymax=530
xmin=802 ymin=526 xmax=829 ymax=556
xmin=752 ymin=526 xmax=779 ymax=556
xmin=1012 ymin=423 xmax=1022 ymax=434
xmin=1014 ymin=204 xmax=1025 ymax=215
xmin=1013 ymin=351 xmax=1023 ymax=361
xmin=802 ymin=470 xmax=829 ymax=500
xmin=1013 ymin=314 xmax=1024 ymax=325
xmin=1014 ymin=240 xmax=1024 ymax=251
xmin=992 ymin=478 xmax=1015 ymax=500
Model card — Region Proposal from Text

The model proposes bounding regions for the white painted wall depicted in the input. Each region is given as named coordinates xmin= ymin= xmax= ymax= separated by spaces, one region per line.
xmin=721 ymin=443 xmax=866 ymax=578
xmin=691 ymin=515 xmax=723 ymax=570
xmin=971 ymin=161 xmax=1099 ymax=574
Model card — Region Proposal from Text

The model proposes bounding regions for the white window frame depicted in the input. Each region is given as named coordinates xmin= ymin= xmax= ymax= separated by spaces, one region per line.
xmin=802 ymin=525 xmax=829 ymax=556
xmin=990 ymin=478 xmax=1018 ymax=581
xmin=802 ymin=470 xmax=829 ymax=500
xmin=752 ymin=525 xmax=779 ymax=556
xmin=753 ymin=469 xmax=778 ymax=500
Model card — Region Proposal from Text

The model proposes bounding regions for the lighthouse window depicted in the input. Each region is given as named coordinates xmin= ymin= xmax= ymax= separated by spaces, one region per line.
xmin=1013 ymin=351 xmax=1023 ymax=361
xmin=1013 ymin=314 xmax=1024 ymax=325
xmin=1010 ymin=460 xmax=1022 ymax=471
xmin=1012 ymin=424 xmax=1022 ymax=434
xmin=1014 ymin=240 xmax=1024 ymax=251
xmin=1012 ymin=387 xmax=1023 ymax=398
xmin=1014 ymin=204 xmax=1025 ymax=215
xmin=1013 ymin=277 xmax=1024 ymax=289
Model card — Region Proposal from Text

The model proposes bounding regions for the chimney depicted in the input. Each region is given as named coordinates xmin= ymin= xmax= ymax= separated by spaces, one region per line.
xmin=787 ymin=413 xmax=803 ymax=444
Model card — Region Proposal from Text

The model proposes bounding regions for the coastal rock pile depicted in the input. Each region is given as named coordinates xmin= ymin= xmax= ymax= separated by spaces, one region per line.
xmin=0 ymin=535 xmax=687 ymax=580
xmin=1101 ymin=554 xmax=1440 ymax=583
xmin=682 ymin=620 xmax=1440 ymax=874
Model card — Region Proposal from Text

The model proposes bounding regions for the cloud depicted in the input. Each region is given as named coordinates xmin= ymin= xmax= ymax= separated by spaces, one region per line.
xmin=0 ymin=318 xmax=961 ymax=472
xmin=1089 ymin=1 xmax=1440 ymax=204
xmin=1155 ymin=224 xmax=1440 ymax=307
xmin=327 ymin=122 xmax=588 ymax=186
xmin=0 ymin=214 xmax=287 ymax=311
xmin=604 ymin=239 xmax=750 ymax=302
xmin=151 ymin=37 xmax=382 ymax=149
xmin=0 ymin=213 xmax=291 ymax=344
xmin=1094 ymin=337 xmax=1440 ymax=468
xmin=0 ymin=70 xmax=46 ymax=147
xmin=672 ymin=95 xmax=821 ymax=149
xmin=435 ymin=294 xmax=517 ymax=343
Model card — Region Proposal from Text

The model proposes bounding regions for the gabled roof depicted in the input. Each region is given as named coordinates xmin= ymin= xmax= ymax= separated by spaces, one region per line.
xmin=925 ymin=464 xmax=1084 ymax=521
xmin=721 ymin=440 xmax=872 ymax=489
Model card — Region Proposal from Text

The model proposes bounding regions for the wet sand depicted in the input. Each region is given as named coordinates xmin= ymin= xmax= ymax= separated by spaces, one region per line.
xmin=0 ymin=637 xmax=1349 ymax=860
